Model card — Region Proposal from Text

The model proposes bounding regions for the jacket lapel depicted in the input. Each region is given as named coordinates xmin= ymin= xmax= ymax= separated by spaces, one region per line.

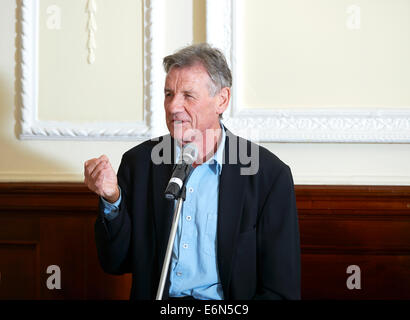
xmin=153 ymin=162 xmax=174 ymax=264
xmin=152 ymin=135 xmax=176 ymax=298
xmin=217 ymin=129 xmax=246 ymax=299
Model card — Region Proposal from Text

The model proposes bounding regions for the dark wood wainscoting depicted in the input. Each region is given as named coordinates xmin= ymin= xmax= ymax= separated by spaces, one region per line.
xmin=0 ymin=183 xmax=131 ymax=300
xmin=0 ymin=183 xmax=409 ymax=300
xmin=298 ymin=185 xmax=410 ymax=299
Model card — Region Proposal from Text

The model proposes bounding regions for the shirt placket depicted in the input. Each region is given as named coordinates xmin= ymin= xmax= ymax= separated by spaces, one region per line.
xmin=172 ymin=172 xmax=197 ymax=290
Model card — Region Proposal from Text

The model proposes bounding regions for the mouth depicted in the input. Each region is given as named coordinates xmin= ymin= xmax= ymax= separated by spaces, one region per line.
xmin=172 ymin=120 xmax=190 ymax=125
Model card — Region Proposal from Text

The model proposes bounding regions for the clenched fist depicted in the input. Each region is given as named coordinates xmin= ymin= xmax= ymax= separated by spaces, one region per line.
xmin=84 ymin=155 xmax=120 ymax=203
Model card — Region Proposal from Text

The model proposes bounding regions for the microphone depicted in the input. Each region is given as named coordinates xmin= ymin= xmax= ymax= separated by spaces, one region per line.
xmin=164 ymin=143 xmax=198 ymax=200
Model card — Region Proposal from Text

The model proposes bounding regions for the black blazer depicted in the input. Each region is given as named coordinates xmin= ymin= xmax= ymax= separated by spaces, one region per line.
xmin=95 ymin=129 xmax=301 ymax=300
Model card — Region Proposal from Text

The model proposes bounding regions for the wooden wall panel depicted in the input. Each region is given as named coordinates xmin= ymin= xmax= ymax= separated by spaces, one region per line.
xmin=0 ymin=242 xmax=38 ymax=299
xmin=0 ymin=183 xmax=409 ymax=300
xmin=39 ymin=216 xmax=86 ymax=299
xmin=296 ymin=185 xmax=410 ymax=300
xmin=0 ymin=183 xmax=131 ymax=300
xmin=302 ymin=253 xmax=410 ymax=300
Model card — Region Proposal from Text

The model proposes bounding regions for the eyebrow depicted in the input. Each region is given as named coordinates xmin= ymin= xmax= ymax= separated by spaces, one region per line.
xmin=164 ymin=88 xmax=196 ymax=95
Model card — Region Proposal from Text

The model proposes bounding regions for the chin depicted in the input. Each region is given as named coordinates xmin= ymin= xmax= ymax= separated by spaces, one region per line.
xmin=168 ymin=130 xmax=185 ymax=144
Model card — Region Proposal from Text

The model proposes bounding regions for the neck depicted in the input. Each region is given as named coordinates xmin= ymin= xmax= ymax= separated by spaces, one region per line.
xmin=192 ymin=126 xmax=223 ymax=168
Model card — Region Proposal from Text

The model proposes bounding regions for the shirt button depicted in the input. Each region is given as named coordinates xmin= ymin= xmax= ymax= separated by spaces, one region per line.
xmin=188 ymin=187 xmax=194 ymax=193
xmin=186 ymin=216 xmax=192 ymax=221
xmin=183 ymin=243 xmax=189 ymax=249
xmin=176 ymin=272 xmax=182 ymax=277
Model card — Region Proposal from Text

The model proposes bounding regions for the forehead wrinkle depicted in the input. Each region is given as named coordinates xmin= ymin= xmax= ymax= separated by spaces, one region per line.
xmin=165 ymin=64 xmax=212 ymax=93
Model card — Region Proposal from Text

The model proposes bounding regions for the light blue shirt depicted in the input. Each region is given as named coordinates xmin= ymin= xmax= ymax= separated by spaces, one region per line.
xmin=168 ymin=127 xmax=225 ymax=300
xmin=101 ymin=126 xmax=226 ymax=300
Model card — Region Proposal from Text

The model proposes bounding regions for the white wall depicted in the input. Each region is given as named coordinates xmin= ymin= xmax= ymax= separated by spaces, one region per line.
xmin=0 ymin=0 xmax=409 ymax=185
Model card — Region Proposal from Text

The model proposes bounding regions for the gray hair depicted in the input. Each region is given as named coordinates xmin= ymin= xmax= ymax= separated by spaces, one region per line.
xmin=163 ymin=43 xmax=232 ymax=96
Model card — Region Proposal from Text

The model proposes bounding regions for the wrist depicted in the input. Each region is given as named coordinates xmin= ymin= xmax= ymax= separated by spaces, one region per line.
xmin=103 ymin=186 xmax=120 ymax=204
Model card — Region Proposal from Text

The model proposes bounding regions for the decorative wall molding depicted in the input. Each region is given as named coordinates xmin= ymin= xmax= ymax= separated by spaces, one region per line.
xmin=86 ymin=0 xmax=97 ymax=65
xmin=144 ymin=0 xmax=167 ymax=138
xmin=206 ymin=0 xmax=410 ymax=143
xmin=19 ymin=0 xmax=165 ymax=140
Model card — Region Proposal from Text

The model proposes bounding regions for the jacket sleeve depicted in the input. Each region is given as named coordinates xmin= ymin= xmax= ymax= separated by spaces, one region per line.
xmin=94 ymin=155 xmax=133 ymax=275
xmin=254 ymin=165 xmax=301 ymax=300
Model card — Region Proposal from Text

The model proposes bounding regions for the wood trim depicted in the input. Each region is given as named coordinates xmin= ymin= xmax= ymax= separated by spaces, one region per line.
xmin=0 ymin=183 xmax=98 ymax=213
xmin=1 ymin=183 xmax=409 ymax=211
xmin=295 ymin=185 xmax=410 ymax=217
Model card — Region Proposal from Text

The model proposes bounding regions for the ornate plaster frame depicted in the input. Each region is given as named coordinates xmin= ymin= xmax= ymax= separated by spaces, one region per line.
xmin=206 ymin=0 xmax=410 ymax=143
xmin=19 ymin=0 xmax=165 ymax=140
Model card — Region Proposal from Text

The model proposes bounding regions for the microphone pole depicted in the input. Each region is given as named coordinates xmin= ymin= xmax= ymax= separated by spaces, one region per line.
xmin=155 ymin=186 xmax=186 ymax=300
xmin=156 ymin=143 xmax=198 ymax=300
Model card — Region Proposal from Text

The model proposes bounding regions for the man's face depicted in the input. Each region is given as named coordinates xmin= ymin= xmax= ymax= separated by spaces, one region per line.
xmin=164 ymin=63 xmax=223 ymax=145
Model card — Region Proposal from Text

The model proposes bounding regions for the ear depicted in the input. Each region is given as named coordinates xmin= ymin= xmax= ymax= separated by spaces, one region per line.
xmin=215 ymin=87 xmax=231 ymax=116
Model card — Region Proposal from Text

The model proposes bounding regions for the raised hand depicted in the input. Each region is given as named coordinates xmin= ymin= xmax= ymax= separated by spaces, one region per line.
xmin=84 ymin=155 xmax=119 ymax=203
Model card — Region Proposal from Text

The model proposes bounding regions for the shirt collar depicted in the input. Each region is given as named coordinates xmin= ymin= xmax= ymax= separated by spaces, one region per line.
xmin=174 ymin=122 xmax=226 ymax=176
xmin=205 ymin=122 xmax=225 ymax=175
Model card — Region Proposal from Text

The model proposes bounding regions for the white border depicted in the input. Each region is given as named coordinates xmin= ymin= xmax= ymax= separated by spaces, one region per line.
xmin=207 ymin=0 xmax=410 ymax=143
xmin=19 ymin=0 xmax=166 ymax=140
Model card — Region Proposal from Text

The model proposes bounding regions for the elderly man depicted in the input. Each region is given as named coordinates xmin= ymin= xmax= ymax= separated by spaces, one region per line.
xmin=84 ymin=43 xmax=300 ymax=300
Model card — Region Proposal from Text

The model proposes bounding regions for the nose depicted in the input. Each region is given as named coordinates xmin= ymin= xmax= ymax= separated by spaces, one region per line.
xmin=165 ymin=94 xmax=185 ymax=114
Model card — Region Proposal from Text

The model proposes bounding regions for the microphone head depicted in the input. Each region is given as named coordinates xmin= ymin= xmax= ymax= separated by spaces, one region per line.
xmin=181 ymin=143 xmax=198 ymax=164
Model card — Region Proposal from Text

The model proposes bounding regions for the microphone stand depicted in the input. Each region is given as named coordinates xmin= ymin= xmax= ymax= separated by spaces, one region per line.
xmin=155 ymin=186 xmax=187 ymax=300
